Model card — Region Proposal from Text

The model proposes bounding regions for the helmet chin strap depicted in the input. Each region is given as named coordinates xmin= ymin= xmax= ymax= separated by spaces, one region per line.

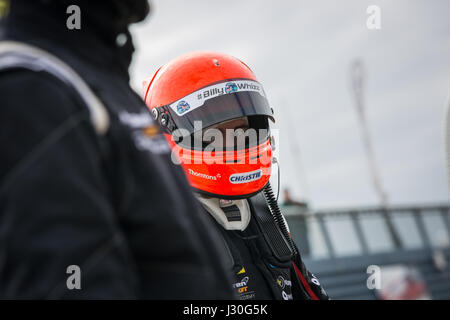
xmin=196 ymin=156 xmax=280 ymax=232
xmin=196 ymin=195 xmax=251 ymax=231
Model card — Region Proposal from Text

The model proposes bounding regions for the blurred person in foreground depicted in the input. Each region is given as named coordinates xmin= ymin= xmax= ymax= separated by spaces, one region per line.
xmin=143 ymin=51 xmax=329 ymax=300
xmin=0 ymin=0 xmax=235 ymax=299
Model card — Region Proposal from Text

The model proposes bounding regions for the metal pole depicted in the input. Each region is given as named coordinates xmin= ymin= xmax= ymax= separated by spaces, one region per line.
xmin=351 ymin=60 xmax=402 ymax=249
xmin=316 ymin=214 xmax=336 ymax=258
xmin=349 ymin=211 xmax=370 ymax=254
xmin=440 ymin=208 xmax=450 ymax=237
xmin=380 ymin=208 xmax=403 ymax=249
xmin=413 ymin=209 xmax=431 ymax=248
xmin=350 ymin=59 xmax=388 ymax=207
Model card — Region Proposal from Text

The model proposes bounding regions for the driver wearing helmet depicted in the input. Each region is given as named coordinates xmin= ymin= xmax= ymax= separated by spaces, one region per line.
xmin=143 ymin=52 xmax=329 ymax=300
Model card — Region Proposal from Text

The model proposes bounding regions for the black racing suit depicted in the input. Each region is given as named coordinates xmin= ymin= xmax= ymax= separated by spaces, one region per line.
xmin=0 ymin=0 xmax=235 ymax=299
xmin=205 ymin=194 xmax=329 ymax=300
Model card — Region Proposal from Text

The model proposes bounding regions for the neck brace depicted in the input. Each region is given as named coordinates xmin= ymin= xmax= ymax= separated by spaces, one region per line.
xmin=196 ymin=194 xmax=251 ymax=231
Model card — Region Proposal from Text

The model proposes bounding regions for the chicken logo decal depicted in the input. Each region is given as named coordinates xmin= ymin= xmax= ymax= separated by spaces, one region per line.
xmin=225 ymin=82 xmax=238 ymax=94
xmin=176 ymin=100 xmax=190 ymax=114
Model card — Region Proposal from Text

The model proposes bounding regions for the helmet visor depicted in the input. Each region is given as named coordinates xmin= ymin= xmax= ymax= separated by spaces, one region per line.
xmin=165 ymin=79 xmax=274 ymax=134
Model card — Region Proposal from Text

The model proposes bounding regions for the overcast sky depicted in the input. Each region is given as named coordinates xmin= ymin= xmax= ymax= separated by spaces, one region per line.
xmin=129 ymin=0 xmax=450 ymax=210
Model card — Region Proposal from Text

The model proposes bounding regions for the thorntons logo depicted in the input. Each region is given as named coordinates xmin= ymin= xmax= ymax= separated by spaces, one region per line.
xmin=229 ymin=169 xmax=262 ymax=184
xmin=188 ymin=169 xmax=220 ymax=180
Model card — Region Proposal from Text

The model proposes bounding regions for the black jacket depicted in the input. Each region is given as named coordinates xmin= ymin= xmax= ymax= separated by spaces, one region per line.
xmin=0 ymin=0 xmax=235 ymax=299
xmin=206 ymin=194 xmax=329 ymax=300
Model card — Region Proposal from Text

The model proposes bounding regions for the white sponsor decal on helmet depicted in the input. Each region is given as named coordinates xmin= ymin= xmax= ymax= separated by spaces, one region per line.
xmin=229 ymin=169 xmax=262 ymax=184
xmin=188 ymin=169 xmax=221 ymax=180
xmin=169 ymin=79 xmax=266 ymax=116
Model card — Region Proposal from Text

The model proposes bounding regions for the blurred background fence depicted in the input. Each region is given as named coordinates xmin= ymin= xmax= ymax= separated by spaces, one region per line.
xmin=284 ymin=203 xmax=450 ymax=299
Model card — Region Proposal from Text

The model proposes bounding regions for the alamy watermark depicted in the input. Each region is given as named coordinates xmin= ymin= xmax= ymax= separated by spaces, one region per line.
xmin=169 ymin=120 xmax=280 ymax=167
xmin=366 ymin=5 xmax=381 ymax=30
xmin=366 ymin=265 xmax=381 ymax=290
xmin=66 ymin=5 xmax=81 ymax=30
xmin=66 ymin=264 xmax=81 ymax=290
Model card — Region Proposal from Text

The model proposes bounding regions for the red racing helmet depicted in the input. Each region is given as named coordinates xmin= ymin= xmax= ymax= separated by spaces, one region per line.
xmin=143 ymin=51 xmax=274 ymax=199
